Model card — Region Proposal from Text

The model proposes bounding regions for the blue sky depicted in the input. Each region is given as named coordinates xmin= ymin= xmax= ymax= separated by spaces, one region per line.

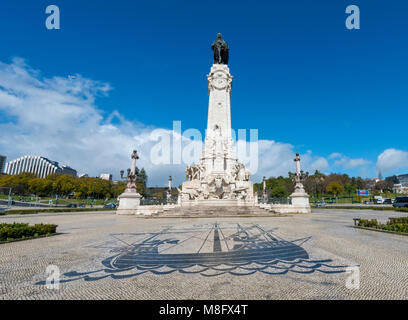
xmin=0 ymin=0 xmax=407 ymax=186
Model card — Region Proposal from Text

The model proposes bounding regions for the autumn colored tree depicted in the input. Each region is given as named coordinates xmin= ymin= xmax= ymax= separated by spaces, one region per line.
xmin=0 ymin=169 xmax=148 ymax=199
xmin=28 ymin=178 xmax=53 ymax=196
xmin=0 ymin=172 xmax=38 ymax=195
xmin=326 ymin=182 xmax=344 ymax=196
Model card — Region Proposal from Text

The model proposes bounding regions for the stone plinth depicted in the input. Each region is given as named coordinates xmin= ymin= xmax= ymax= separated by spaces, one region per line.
xmin=289 ymin=191 xmax=311 ymax=214
xmin=116 ymin=192 xmax=142 ymax=215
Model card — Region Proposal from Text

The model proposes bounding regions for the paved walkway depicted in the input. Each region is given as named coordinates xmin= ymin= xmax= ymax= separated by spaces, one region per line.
xmin=0 ymin=209 xmax=407 ymax=299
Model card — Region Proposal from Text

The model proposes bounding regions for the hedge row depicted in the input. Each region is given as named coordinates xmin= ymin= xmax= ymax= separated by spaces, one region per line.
xmin=1 ymin=208 xmax=114 ymax=215
xmin=357 ymin=218 xmax=408 ymax=234
xmin=388 ymin=217 xmax=408 ymax=224
xmin=0 ymin=223 xmax=57 ymax=242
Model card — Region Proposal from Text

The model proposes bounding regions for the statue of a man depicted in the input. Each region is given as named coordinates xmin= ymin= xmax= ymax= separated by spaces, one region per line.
xmin=211 ymin=33 xmax=229 ymax=65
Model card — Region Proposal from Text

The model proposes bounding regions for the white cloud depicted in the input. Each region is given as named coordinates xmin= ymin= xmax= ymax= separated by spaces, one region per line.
xmin=254 ymin=140 xmax=295 ymax=179
xmin=343 ymin=158 xmax=371 ymax=169
xmin=329 ymin=152 xmax=371 ymax=170
xmin=329 ymin=152 xmax=342 ymax=159
xmin=252 ymin=142 xmax=330 ymax=180
xmin=376 ymin=148 xmax=408 ymax=173
xmin=309 ymin=156 xmax=330 ymax=172
xmin=0 ymin=58 xmax=168 ymax=185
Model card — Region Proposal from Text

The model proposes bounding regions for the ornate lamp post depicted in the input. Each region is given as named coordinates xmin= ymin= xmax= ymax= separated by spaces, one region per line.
xmin=288 ymin=153 xmax=311 ymax=213
xmin=117 ymin=150 xmax=142 ymax=214
xmin=289 ymin=153 xmax=308 ymax=193
xmin=262 ymin=176 xmax=267 ymax=203
xmin=167 ymin=176 xmax=172 ymax=202
xmin=122 ymin=150 xmax=139 ymax=193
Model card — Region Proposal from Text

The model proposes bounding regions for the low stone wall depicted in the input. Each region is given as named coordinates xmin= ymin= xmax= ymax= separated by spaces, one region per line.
xmin=272 ymin=204 xmax=311 ymax=214
xmin=258 ymin=203 xmax=311 ymax=214
xmin=116 ymin=204 xmax=179 ymax=216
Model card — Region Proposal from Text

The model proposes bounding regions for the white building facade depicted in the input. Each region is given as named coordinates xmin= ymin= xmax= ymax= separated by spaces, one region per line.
xmin=4 ymin=156 xmax=77 ymax=178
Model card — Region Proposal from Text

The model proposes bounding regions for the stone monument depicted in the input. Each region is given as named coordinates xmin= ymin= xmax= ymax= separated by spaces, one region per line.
xmin=115 ymin=34 xmax=311 ymax=216
xmin=167 ymin=176 xmax=172 ymax=202
xmin=180 ymin=33 xmax=254 ymax=206
xmin=289 ymin=153 xmax=311 ymax=213
xmin=117 ymin=150 xmax=142 ymax=215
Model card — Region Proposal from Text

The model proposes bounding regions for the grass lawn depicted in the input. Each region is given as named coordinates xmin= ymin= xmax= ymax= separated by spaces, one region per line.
xmin=0 ymin=194 xmax=117 ymax=205
xmin=1 ymin=208 xmax=115 ymax=215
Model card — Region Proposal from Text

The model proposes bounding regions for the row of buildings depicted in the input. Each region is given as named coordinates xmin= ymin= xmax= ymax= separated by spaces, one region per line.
xmin=386 ymin=174 xmax=408 ymax=194
xmin=0 ymin=154 xmax=113 ymax=181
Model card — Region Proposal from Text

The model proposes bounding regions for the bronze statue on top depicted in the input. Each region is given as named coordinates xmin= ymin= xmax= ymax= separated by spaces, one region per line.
xmin=211 ymin=33 xmax=229 ymax=65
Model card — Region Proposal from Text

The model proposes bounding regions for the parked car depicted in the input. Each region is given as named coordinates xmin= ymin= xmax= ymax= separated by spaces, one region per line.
xmin=78 ymin=204 xmax=85 ymax=208
xmin=66 ymin=203 xmax=78 ymax=208
xmin=374 ymin=196 xmax=384 ymax=204
xmin=383 ymin=198 xmax=393 ymax=204
xmin=316 ymin=201 xmax=326 ymax=207
xmin=103 ymin=202 xmax=117 ymax=209
xmin=393 ymin=197 xmax=408 ymax=208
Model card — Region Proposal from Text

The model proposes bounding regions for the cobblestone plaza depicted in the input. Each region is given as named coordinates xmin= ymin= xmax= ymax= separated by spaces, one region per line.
xmin=1 ymin=209 xmax=407 ymax=299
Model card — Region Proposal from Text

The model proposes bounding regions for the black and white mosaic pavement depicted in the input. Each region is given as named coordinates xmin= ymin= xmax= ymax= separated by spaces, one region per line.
xmin=0 ymin=209 xmax=407 ymax=299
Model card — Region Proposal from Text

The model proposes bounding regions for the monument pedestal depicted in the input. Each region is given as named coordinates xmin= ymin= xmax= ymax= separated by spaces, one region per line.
xmin=117 ymin=192 xmax=142 ymax=215
xmin=290 ymin=191 xmax=311 ymax=214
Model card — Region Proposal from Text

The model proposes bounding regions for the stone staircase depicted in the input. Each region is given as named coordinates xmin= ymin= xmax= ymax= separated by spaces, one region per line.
xmin=151 ymin=205 xmax=284 ymax=218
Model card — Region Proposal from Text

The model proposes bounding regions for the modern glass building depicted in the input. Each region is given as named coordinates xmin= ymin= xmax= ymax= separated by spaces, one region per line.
xmin=4 ymin=156 xmax=77 ymax=178
xmin=0 ymin=155 xmax=6 ymax=174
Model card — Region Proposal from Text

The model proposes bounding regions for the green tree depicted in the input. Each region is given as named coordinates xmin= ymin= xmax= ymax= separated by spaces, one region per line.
xmin=304 ymin=170 xmax=326 ymax=200
xmin=374 ymin=180 xmax=394 ymax=193
xmin=326 ymin=182 xmax=344 ymax=196
xmin=28 ymin=178 xmax=53 ymax=196
xmin=253 ymin=176 xmax=293 ymax=198
xmin=136 ymin=167 xmax=147 ymax=196
xmin=0 ymin=172 xmax=37 ymax=195
xmin=270 ymin=185 xmax=290 ymax=198
xmin=52 ymin=175 xmax=78 ymax=196
xmin=344 ymin=183 xmax=355 ymax=198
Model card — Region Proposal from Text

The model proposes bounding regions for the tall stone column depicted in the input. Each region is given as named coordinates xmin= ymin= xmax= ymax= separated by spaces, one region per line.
xmin=201 ymin=64 xmax=237 ymax=177
xmin=206 ymin=64 xmax=233 ymax=141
